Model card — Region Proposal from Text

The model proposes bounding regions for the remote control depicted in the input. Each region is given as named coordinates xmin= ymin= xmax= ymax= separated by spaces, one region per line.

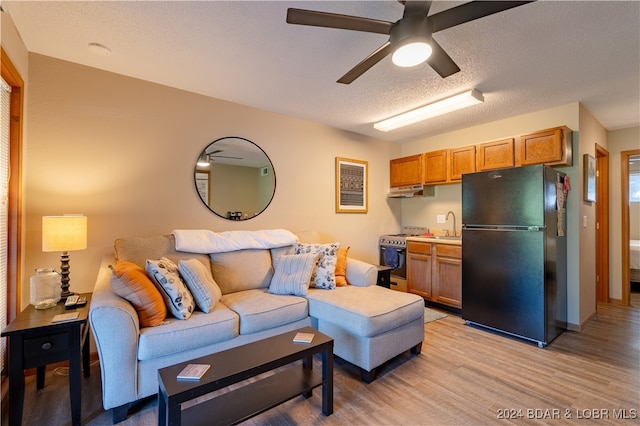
xmin=65 ymin=295 xmax=79 ymax=309
xmin=75 ymin=296 xmax=87 ymax=306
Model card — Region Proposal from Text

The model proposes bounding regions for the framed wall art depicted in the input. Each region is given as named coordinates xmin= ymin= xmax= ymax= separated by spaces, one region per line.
xmin=335 ymin=157 xmax=368 ymax=213
xmin=195 ymin=171 xmax=209 ymax=205
xmin=583 ymin=154 xmax=596 ymax=202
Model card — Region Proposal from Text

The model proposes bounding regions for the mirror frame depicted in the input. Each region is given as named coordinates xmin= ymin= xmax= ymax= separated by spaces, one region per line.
xmin=194 ymin=136 xmax=276 ymax=220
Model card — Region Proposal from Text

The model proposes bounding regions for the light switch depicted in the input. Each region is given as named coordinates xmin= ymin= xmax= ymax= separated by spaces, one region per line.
xmin=583 ymin=216 xmax=588 ymax=228
xmin=437 ymin=215 xmax=446 ymax=224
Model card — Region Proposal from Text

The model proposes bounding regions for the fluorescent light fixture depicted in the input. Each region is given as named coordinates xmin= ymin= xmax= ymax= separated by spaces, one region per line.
xmin=374 ymin=89 xmax=484 ymax=132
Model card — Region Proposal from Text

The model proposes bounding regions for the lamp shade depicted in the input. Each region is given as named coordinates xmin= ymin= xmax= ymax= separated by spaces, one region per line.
xmin=42 ymin=215 xmax=87 ymax=252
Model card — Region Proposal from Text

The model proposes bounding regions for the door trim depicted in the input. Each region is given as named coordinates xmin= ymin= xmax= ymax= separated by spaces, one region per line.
xmin=595 ymin=144 xmax=609 ymax=303
xmin=621 ymin=149 xmax=640 ymax=306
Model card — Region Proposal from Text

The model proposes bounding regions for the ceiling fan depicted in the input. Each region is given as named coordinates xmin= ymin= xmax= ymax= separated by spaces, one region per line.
xmin=198 ymin=149 xmax=243 ymax=166
xmin=286 ymin=1 xmax=534 ymax=84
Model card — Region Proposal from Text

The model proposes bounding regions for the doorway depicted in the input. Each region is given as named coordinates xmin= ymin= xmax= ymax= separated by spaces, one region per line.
xmin=596 ymin=144 xmax=609 ymax=303
xmin=622 ymin=149 xmax=640 ymax=306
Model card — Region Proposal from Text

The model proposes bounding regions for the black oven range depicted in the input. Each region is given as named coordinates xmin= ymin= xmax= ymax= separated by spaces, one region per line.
xmin=378 ymin=226 xmax=429 ymax=279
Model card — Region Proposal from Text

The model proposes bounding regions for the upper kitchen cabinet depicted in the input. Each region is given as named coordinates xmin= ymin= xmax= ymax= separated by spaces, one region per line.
xmin=476 ymin=138 xmax=515 ymax=171
xmin=517 ymin=126 xmax=573 ymax=166
xmin=423 ymin=150 xmax=448 ymax=184
xmin=448 ymin=145 xmax=476 ymax=181
xmin=390 ymin=154 xmax=423 ymax=187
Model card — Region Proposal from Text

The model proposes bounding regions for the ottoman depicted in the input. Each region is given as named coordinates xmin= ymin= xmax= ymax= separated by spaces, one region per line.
xmin=307 ymin=285 xmax=425 ymax=382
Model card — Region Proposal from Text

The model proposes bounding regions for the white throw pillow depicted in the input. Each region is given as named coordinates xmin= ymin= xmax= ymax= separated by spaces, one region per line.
xmin=146 ymin=257 xmax=195 ymax=320
xmin=294 ymin=242 xmax=340 ymax=290
xmin=268 ymin=253 xmax=319 ymax=296
xmin=178 ymin=259 xmax=222 ymax=313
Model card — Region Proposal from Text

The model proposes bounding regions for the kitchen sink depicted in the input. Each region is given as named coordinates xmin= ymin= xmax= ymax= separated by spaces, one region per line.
xmin=430 ymin=236 xmax=462 ymax=240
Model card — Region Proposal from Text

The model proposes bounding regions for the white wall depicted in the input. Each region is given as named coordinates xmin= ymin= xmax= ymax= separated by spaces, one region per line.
xmin=21 ymin=53 xmax=403 ymax=309
xmin=577 ymin=105 xmax=608 ymax=321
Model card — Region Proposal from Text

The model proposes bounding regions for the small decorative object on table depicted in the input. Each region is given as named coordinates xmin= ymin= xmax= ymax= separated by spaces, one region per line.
xmin=177 ymin=364 xmax=211 ymax=381
xmin=293 ymin=332 xmax=315 ymax=343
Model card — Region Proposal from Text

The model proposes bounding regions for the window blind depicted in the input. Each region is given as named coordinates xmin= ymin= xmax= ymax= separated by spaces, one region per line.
xmin=0 ymin=76 xmax=10 ymax=374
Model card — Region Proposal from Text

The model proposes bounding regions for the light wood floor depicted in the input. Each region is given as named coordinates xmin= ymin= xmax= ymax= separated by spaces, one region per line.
xmin=3 ymin=295 xmax=638 ymax=426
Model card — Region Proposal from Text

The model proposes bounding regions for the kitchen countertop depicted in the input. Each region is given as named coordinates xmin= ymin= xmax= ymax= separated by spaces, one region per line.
xmin=406 ymin=236 xmax=462 ymax=246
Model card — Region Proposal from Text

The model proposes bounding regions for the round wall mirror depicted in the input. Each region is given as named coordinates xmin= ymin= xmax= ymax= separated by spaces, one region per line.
xmin=194 ymin=137 xmax=276 ymax=220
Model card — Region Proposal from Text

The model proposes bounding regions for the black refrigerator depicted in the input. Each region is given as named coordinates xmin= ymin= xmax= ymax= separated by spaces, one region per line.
xmin=461 ymin=165 xmax=567 ymax=347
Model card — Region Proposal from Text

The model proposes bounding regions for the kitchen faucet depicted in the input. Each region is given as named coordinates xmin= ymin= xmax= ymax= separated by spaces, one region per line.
xmin=446 ymin=211 xmax=457 ymax=237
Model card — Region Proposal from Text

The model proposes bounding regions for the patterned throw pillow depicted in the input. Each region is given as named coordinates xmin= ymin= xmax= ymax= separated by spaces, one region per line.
xmin=335 ymin=246 xmax=350 ymax=286
xmin=109 ymin=260 xmax=167 ymax=327
xmin=178 ymin=259 xmax=222 ymax=313
xmin=294 ymin=242 xmax=340 ymax=289
xmin=146 ymin=257 xmax=195 ymax=320
xmin=268 ymin=253 xmax=319 ymax=296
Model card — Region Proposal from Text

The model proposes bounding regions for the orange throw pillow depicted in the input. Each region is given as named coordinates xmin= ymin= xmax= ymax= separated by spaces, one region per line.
xmin=109 ymin=260 xmax=167 ymax=327
xmin=335 ymin=246 xmax=350 ymax=286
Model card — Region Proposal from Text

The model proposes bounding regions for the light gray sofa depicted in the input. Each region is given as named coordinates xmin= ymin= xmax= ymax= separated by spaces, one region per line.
xmin=89 ymin=234 xmax=424 ymax=423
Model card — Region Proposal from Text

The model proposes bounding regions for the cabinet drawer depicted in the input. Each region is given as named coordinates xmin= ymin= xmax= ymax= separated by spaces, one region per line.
xmin=435 ymin=244 xmax=461 ymax=259
xmin=407 ymin=241 xmax=431 ymax=254
xmin=24 ymin=332 xmax=69 ymax=358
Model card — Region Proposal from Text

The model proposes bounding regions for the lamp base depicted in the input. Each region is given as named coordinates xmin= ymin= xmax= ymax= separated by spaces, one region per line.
xmin=60 ymin=290 xmax=76 ymax=301
xmin=59 ymin=251 xmax=74 ymax=300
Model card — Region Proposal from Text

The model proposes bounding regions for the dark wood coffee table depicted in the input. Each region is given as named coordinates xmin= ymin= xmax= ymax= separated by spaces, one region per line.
xmin=157 ymin=326 xmax=334 ymax=426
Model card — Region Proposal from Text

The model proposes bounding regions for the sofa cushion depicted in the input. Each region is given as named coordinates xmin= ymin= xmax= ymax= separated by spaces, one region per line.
xmin=178 ymin=259 xmax=222 ymax=313
xmin=108 ymin=261 xmax=167 ymax=327
xmin=146 ymin=257 xmax=196 ymax=320
xmin=335 ymin=246 xmax=350 ymax=286
xmin=294 ymin=242 xmax=340 ymax=289
xmin=137 ymin=303 xmax=239 ymax=360
xmin=221 ymin=289 xmax=309 ymax=335
xmin=268 ymin=253 xmax=319 ymax=296
xmin=210 ymin=249 xmax=273 ymax=294
xmin=114 ymin=234 xmax=210 ymax=269
xmin=307 ymin=285 xmax=424 ymax=337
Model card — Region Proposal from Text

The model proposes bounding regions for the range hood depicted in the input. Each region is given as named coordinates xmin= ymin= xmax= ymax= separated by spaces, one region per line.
xmin=388 ymin=184 xmax=435 ymax=198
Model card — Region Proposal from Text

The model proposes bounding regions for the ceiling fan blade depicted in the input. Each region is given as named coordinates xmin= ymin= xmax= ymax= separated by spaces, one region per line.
xmin=287 ymin=8 xmax=393 ymax=35
xmin=337 ymin=42 xmax=392 ymax=84
xmin=211 ymin=155 xmax=243 ymax=160
xmin=402 ymin=1 xmax=432 ymax=18
xmin=426 ymin=39 xmax=460 ymax=78
xmin=429 ymin=1 xmax=534 ymax=33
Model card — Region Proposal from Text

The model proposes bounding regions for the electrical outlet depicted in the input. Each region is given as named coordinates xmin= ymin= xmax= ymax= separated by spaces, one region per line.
xmin=583 ymin=215 xmax=588 ymax=228
xmin=437 ymin=215 xmax=446 ymax=224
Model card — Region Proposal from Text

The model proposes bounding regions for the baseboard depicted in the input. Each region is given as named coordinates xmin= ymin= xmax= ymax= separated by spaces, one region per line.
xmin=566 ymin=309 xmax=597 ymax=332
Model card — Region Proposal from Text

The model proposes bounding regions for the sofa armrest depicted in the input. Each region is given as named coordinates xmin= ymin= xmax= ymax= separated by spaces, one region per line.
xmin=89 ymin=255 xmax=141 ymax=410
xmin=346 ymin=258 xmax=378 ymax=287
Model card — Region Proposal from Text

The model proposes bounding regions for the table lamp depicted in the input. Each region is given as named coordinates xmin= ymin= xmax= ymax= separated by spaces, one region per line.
xmin=42 ymin=214 xmax=87 ymax=299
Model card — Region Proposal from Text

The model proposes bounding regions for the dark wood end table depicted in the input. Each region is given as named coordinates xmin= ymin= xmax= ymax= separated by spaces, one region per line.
xmin=376 ymin=265 xmax=394 ymax=288
xmin=1 ymin=293 xmax=91 ymax=426
xmin=157 ymin=326 xmax=334 ymax=426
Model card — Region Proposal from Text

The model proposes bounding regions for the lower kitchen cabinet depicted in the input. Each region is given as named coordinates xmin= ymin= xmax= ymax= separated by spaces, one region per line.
xmin=407 ymin=241 xmax=432 ymax=299
xmin=432 ymin=244 xmax=462 ymax=308
xmin=407 ymin=241 xmax=462 ymax=309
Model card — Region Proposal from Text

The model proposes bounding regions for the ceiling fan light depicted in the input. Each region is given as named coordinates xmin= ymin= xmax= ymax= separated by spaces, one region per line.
xmin=197 ymin=154 xmax=210 ymax=167
xmin=374 ymin=89 xmax=484 ymax=132
xmin=392 ymin=41 xmax=432 ymax=67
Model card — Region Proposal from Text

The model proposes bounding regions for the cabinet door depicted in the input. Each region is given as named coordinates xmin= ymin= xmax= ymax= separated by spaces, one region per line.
xmin=518 ymin=126 xmax=572 ymax=166
xmin=423 ymin=150 xmax=448 ymax=184
xmin=433 ymin=244 xmax=462 ymax=308
xmin=390 ymin=154 xmax=423 ymax=187
xmin=407 ymin=252 xmax=432 ymax=299
xmin=448 ymin=146 xmax=476 ymax=181
xmin=476 ymin=138 xmax=514 ymax=171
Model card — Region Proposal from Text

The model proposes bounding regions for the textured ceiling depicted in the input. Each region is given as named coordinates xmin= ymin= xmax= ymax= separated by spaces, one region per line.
xmin=3 ymin=1 xmax=639 ymax=143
